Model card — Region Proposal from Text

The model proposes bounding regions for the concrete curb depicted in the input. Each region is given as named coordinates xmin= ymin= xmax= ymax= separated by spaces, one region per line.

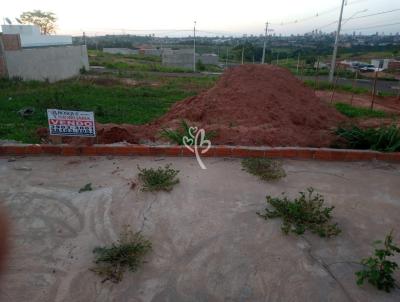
xmin=0 ymin=144 xmax=399 ymax=161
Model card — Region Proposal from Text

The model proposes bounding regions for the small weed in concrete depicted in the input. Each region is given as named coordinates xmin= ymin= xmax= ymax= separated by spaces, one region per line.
xmin=257 ymin=188 xmax=341 ymax=237
xmin=138 ymin=164 xmax=179 ymax=192
xmin=91 ymin=228 xmax=152 ymax=283
xmin=356 ymin=230 xmax=400 ymax=292
xmin=79 ymin=183 xmax=92 ymax=193
xmin=242 ymin=158 xmax=286 ymax=181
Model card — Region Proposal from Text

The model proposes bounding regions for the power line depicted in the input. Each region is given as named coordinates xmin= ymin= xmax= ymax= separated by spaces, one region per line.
xmin=270 ymin=0 xmax=367 ymax=26
xmin=316 ymin=8 xmax=400 ymax=31
xmin=343 ymin=21 xmax=400 ymax=31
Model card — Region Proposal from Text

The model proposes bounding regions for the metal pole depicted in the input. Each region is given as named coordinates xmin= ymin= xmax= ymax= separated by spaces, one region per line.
xmin=329 ymin=0 xmax=346 ymax=82
xmin=261 ymin=22 xmax=268 ymax=64
xmin=225 ymin=47 xmax=229 ymax=68
xmin=193 ymin=21 xmax=196 ymax=72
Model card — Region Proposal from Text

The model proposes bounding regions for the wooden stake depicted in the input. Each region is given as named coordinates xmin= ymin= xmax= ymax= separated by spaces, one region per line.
xmin=330 ymin=69 xmax=339 ymax=104
xmin=350 ymin=70 xmax=358 ymax=105
xmin=314 ymin=57 xmax=320 ymax=90
xmin=371 ymin=71 xmax=378 ymax=110
xmin=300 ymin=63 xmax=305 ymax=81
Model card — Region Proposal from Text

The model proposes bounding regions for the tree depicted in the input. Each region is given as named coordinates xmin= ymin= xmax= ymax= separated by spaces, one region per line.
xmin=20 ymin=10 xmax=57 ymax=34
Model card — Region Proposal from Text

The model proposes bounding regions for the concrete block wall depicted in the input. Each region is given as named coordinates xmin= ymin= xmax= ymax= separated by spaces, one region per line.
xmin=4 ymin=45 xmax=89 ymax=82
xmin=162 ymin=49 xmax=219 ymax=69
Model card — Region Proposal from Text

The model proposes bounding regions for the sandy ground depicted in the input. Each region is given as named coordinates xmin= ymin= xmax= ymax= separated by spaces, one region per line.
xmin=0 ymin=156 xmax=400 ymax=302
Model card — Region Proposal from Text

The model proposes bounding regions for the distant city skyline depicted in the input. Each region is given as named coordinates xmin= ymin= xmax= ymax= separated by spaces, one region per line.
xmin=1 ymin=0 xmax=400 ymax=36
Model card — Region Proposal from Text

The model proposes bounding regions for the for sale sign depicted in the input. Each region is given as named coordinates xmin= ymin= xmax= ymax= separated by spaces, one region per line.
xmin=47 ymin=109 xmax=96 ymax=137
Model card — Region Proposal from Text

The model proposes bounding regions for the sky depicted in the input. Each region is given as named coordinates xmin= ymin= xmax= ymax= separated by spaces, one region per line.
xmin=1 ymin=0 xmax=400 ymax=36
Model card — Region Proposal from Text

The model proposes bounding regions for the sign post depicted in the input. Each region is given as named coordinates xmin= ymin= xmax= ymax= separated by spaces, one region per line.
xmin=47 ymin=109 xmax=96 ymax=143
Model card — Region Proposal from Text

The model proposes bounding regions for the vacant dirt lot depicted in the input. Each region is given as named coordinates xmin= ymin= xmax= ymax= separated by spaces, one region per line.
xmin=0 ymin=156 xmax=399 ymax=301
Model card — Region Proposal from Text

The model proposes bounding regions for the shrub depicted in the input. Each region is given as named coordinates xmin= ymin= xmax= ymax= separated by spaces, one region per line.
xmin=242 ymin=158 xmax=286 ymax=181
xmin=257 ymin=188 xmax=341 ymax=237
xmin=138 ymin=164 xmax=179 ymax=192
xmin=336 ymin=124 xmax=400 ymax=152
xmin=356 ymin=231 xmax=400 ymax=292
xmin=91 ymin=228 xmax=152 ymax=283
xmin=160 ymin=119 xmax=215 ymax=145
xmin=335 ymin=103 xmax=387 ymax=118
xmin=196 ymin=59 xmax=206 ymax=71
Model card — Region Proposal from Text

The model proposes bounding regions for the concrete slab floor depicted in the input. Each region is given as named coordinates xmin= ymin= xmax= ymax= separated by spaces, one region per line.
xmin=0 ymin=156 xmax=399 ymax=302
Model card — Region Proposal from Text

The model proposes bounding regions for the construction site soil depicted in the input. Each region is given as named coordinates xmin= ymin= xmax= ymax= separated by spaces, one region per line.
xmin=39 ymin=65 xmax=348 ymax=147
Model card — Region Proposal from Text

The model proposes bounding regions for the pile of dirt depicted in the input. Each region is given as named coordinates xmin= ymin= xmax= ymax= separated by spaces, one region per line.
xmin=38 ymin=65 xmax=347 ymax=147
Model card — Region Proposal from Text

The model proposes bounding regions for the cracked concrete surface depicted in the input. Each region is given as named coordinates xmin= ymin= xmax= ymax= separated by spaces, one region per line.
xmin=0 ymin=156 xmax=399 ymax=302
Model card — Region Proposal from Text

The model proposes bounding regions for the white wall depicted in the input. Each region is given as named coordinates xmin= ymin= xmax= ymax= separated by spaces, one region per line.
xmin=1 ymin=25 xmax=72 ymax=48
xmin=5 ymin=45 xmax=89 ymax=82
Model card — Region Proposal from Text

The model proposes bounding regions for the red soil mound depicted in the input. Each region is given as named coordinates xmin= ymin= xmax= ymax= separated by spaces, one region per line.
xmin=38 ymin=65 xmax=347 ymax=147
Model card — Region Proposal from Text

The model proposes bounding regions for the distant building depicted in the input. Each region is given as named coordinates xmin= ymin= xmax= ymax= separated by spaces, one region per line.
xmin=103 ymin=48 xmax=139 ymax=55
xmin=162 ymin=49 xmax=219 ymax=69
xmin=0 ymin=25 xmax=88 ymax=82
xmin=371 ymin=59 xmax=391 ymax=70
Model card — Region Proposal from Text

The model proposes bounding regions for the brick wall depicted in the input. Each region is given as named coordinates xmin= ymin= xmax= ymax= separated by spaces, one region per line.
xmin=0 ymin=57 xmax=6 ymax=77
xmin=388 ymin=60 xmax=400 ymax=72
xmin=1 ymin=34 xmax=21 ymax=51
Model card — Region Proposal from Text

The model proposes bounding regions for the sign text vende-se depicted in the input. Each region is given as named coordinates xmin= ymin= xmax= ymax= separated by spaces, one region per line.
xmin=47 ymin=109 xmax=96 ymax=137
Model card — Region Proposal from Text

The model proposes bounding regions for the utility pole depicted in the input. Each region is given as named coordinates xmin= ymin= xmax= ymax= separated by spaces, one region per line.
xmin=329 ymin=0 xmax=346 ymax=82
xmin=241 ymin=45 xmax=244 ymax=64
xmin=193 ymin=21 xmax=196 ymax=72
xmin=261 ymin=22 xmax=269 ymax=64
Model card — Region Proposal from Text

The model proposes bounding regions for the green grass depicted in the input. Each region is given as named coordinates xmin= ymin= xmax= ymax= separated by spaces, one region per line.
xmin=0 ymin=76 xmax=217 ymax=143
xmin=336 ymin=124 xmax=400 ymax=152
xmin=89 ymin=50 xmax=191 ymax=73
xmin=335 ymin=102 xmax=387 ymax=118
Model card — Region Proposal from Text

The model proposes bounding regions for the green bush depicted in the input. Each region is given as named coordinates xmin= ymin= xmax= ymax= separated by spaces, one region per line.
xmin=356 ymin=231 xmax=400 ymax=292
xmin=257 ymin=188 xmax=341 ymax=237
xmin=336 ymin=125 xmax=400 ymax=152
xmin=242 ymin=158 xmax=286 ymax=181
xmin=138 ymin=164 xmax=180 ymax=192
xmin=335 ymin=103 xmax=387 ymax=118
xmin=160 ymin=120 xmax=215 ymax=145
xmin=91 ymin=228 xmax=152 ymax=283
